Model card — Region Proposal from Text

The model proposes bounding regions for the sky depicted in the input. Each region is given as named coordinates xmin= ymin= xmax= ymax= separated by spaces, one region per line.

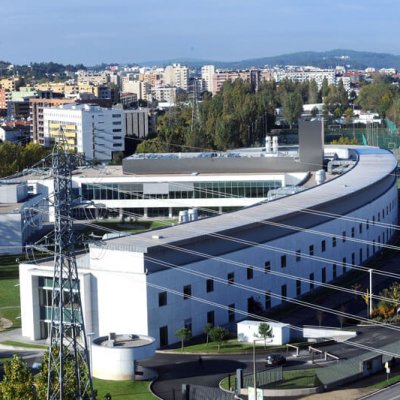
xmin=2 ymin=0 xmax=400 ymax=65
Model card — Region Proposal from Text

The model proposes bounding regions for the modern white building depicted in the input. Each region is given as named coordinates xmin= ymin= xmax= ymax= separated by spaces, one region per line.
xmin=19 ymin=143 xmax=398 ymax=348
xmin=237 ymin=320 xmax=291 ymax=346
xmin=0 ymin=182 xmax=47 ymax=254
xmin=42 ymin=104 xmax=125 ymax=161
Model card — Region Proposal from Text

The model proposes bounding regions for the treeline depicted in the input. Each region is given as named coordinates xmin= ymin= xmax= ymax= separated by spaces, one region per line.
xmin=0 ymin=61 xmax=86 ymax=80
xmin=136 ymin=77 xmax=352 ymax=152
xmin=0 ymin=142 xmax=50 ymax=178
xmin=356 ymin=79 xmax=400 ymax=126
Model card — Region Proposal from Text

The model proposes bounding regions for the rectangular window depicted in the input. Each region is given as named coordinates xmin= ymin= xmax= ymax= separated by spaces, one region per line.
xmin=112 ymin=128 xmax=122 ymax=132
xmin=296 ymin=249 xmax=301 ymax=262
xmin=281 ymin=255 xmax=287 ymax=268
xmin=296 ymin=279 xmax=301 ymax=296
xmin=265 ymin=291 xmax=271 ymax=309
xmin=227 ymin=272 xmax=234 ymax=285
xmin=367 ymin=245 xmax=370 ymax=258
xmin=206 ymin=279 xmax=214 ymax=293
xmin=247 ymin=266 xmax=253 ymax=280
xmin=159 ymin=325 xmax=168 ymax=347
xmin=321 ymin=240 xmax=326 ymax=252
xmin=207 ymin=311 xmax=215 ymax=326
xmin=264 ymin=261 xmax=271 ymax=273
xmin=333 ymin=263 xmax=337 ymax=279
xmin=310 ymin=273 xmax=315 ymax=290
xmin=359 ymin=223 xmax=362 ymax=234
xmin=359 ymin=248 xmax=363 ymax=264
xmin=342 ymin=257 xmax=347 ymax=274
xmin=351 ymin=227 xmax=355 ymax=238
xmin=342 ymin=231 xmax=346 ymax=242
xmin=112 ymin=113 xmax=122 ymax=117
xmin=184 ymin=318 xmax=192 ymax=332
xmin=228 ymin=304 xmax=235 ymax=322
xmin=367 ymin=220 xmax=369 ymax=230
xmin=309 ymin=245 xmax=314 ymax=256
xmin=332 ymin=237 xmax=337 ymax=248
xmin=112 ymin=121 xmax=122 ymax=125
xmin=352 ymin=252 xmax=355 ymax=266
xmin=322 ymin=268 xmax=326 ymax=283
xmin=183 ymin=284 xmax=192 ymax=299
xmin=281 ymin=284 xmax=287 ymax=299
xmin=378 ymin=212 xmax=380 ymax=222
xmin=158 ymin=291 xmax=167 ymax=307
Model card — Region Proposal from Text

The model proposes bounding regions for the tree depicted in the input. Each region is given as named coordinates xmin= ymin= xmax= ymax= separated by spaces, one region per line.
xmin=35 ymin=347 xmax=93 ymax=400
xmin=330 ymin=136 xmax=358 ymax=145
xmin=308 ymin=79 xmax=319 ymax=104
xmin=386 ymin=95 xmax=400 ymax=127
xmin=258 ymin=323 xmax=273 ymax=348
xmin=209 ymin=326 xmax=229 ymax=351
xmin=320 ymin=77 xmax=329 ymax=99
xmin=203 ymin=323 xmax=213 ymax=346
xmin=0 ymin=354 xmax=35 ymax=400
xmin=356 ymin=83 xmax=396 ymax=115
xmin=175 ymin=327 xmax=192 ymax=351
xmin=282 ymin=91 xmax=303 ymax=129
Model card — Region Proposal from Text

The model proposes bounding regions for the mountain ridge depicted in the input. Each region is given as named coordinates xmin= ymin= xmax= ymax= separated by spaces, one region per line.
xmin=138 ymin=49 xmax=400 ymax=70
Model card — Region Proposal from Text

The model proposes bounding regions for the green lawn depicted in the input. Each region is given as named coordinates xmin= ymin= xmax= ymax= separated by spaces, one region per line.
xmin=175 ymin=339 xmax=303 ymax=354
xmin=369 ymin=373 xmax=400 ymax=390
xmin=269 ymin=369 xmax=320 ymax=389
xmin=0 ymin=340 xmax=47 ymax=349
xmin=94 ymin=378 xmax=157 ymax=399
xmin=220 ymin=368 xmax=320 ymax=391
xmin=0 ymin=255 xmax=22 ymax=330
xmin=83 ymin=219 xmax=176 ymax=237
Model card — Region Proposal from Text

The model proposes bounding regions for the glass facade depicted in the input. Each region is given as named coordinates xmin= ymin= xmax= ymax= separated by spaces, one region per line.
xmin=81 ymin=180 xmax=281 ymax=201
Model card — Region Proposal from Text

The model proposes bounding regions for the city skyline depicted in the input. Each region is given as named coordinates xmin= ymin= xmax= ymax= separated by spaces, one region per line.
xmin=2 ymin=0 xmax=400 ymax=65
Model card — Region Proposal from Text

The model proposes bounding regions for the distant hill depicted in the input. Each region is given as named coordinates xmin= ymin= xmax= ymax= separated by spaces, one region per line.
xmin=139 ymin=49 xmax=400 ymax=70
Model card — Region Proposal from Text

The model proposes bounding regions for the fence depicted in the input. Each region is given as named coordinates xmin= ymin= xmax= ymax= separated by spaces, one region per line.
xmin=182 ymin=384 xmax=237 ymax=400
xmin=316 ymin=338 xmax=400 ymax=390
xmin=242 ymin=366 xmax=283 ymax=388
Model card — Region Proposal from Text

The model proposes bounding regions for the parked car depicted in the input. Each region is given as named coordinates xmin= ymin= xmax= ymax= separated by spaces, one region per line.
xmin=266 ymin=353 xmax=286 ymax=366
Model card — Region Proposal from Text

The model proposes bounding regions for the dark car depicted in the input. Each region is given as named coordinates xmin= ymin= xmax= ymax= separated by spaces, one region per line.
xmin=266 ymin=353 xmax=286 ymax=366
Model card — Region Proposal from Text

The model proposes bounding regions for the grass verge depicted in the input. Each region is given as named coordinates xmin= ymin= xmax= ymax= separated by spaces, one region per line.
xmin=94 ymin=378 xmax=157 ymax=400
xmin=0 ymin=255 xmax=22 ymax=330
xmin=220 ymin=369 xmax=320 ymax=391
xmin=369 ymin=373 xmax=400 ymax=390
xmin=0 ymin=340 xmax=47 ymax=349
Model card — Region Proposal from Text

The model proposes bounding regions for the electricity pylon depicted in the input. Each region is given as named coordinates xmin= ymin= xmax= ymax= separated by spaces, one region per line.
xmin=47 ymin=144 xmax=94 ymax=400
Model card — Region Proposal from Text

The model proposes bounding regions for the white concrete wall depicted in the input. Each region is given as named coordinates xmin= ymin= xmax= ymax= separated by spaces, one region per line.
xmin=91 ymin=335 xmax=156 ymax=380
xmin=143 ymin=182 xmax=398 ymax=347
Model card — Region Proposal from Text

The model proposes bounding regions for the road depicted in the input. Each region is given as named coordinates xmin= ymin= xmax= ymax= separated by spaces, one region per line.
xmin=141 ymin=351 xmax=317 ymax=400
xmin=359 ymin=382 xmax=400 ymax=400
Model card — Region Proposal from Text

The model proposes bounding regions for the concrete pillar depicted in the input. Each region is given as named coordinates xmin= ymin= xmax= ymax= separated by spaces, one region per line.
xmin=144 ymin=208 xmax=148 ymax=219
xmin=168 ymin=207 xmax=173 ymax=218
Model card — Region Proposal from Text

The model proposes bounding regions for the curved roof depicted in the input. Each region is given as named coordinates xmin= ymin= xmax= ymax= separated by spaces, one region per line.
xmin=95 ymin=146 xmax=397 ymax=254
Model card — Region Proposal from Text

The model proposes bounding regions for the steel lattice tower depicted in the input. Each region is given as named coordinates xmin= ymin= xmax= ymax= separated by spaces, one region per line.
xmin=47 ymin=145 xmax=95 ymax=400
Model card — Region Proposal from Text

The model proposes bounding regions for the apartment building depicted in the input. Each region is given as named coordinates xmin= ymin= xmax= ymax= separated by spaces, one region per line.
xmin=30 ymin=98 xmax=113 ymax=144
xmin=43 ymin=103 xmax=125 ymax=161
xmin=163 ymin=64 xmax=189 ymax=91
xmin=201 ymin=65 xmax=215 ymax=93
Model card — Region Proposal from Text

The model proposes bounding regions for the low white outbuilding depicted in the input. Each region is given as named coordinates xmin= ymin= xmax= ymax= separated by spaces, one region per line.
xmin=237 ymin=320 xmax=291 ymax=346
